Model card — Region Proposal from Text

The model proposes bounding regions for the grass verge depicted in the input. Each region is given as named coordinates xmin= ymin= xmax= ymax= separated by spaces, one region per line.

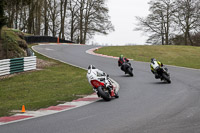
xmin=95 ymin=45 xmax=200 ymax=69
xmin=0 ymin=46 xmax=92 ymax=117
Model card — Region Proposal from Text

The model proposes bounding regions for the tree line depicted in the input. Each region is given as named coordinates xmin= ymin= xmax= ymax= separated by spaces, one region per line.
xmin=135 ymin=0 xmax=200 ymax=46
xmin=2 ymin=0 xmax=114 ymax=44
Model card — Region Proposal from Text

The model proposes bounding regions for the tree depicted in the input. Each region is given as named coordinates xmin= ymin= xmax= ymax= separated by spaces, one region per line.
xmin=0 ymin=0 xmax=6 ymax=39
xmin=35 ymin=0 xmax=43 ymax=35
xmin=68 ymin=0 xmax=114 ymax=44
xmin=76 ymin=0 xmax=114 ymax=44
xmin=48 ymin=0 xmax=60 ymax=37
xmin=68 ymin=0 xmax=79 ymax=42
xmin=4 ymin=0 xmax=14 ymax=28
xmin=77 ymin=0 xmax=85 ymax=44
xmin=174 ymin=0 xmax=200 ymax=45
xmin=135 ymin=0 xmax=175 ymax=45
xmin=3 ymin=0 xmax=114 ymax=44
xmin=59 ymin=0 xmax=68 ymax=39
xmin=27 ymin=0 xmax=36 ymax=34
xmin=44 ymin=0 xmax=49 ymax=36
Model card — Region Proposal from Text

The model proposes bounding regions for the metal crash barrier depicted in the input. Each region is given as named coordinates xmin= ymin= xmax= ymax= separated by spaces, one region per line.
xmin=24 ymin=36 xmax=74 ymax=44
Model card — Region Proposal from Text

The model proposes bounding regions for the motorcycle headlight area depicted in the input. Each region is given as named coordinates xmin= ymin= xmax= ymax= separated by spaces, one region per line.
xmin=91 ymin=80 xmax=105 ymax=88
xmin=99 ymin=78 xmax=105 ymax=81
xmin=155 ymin=66 xmax=160 ymax=71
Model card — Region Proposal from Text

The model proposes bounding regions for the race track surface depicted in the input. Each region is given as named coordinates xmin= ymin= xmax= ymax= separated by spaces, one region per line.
xmin=1 ymin=44 xmax=200 ymax=133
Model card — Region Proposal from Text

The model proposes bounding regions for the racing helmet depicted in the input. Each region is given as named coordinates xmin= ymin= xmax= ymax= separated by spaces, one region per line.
xmin=88 ymin=65 xmax=96 ymax=69
xmin=120 ymin=54 xmax=124 ymax=58
xmin=151 ymin=58 xmax=156 ymax=63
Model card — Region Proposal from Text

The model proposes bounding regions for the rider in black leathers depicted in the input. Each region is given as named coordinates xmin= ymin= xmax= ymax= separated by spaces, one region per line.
xmin=118 ymin=55 xmax=129 ymax=66
xmin=118 ymin=55 xmax=132 ymax=73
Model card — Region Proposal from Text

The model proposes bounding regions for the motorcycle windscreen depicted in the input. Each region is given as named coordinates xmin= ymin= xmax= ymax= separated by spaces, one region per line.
xmin=151 ymin=61 xmax=160 ymax=70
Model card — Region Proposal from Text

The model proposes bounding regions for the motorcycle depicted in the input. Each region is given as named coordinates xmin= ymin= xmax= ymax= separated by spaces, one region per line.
xmin=87 ymin=69 xmax=119 ymax=101
xmin=121 ymin=62 xmax=134 ymax=77
xmin=155 ymin=67 xmax=171 ymax=83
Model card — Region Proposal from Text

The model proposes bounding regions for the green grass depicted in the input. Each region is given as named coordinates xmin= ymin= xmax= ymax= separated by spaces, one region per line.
xmin=3 ymin=28 xmax=21 ymax=41
xmin=96 ymin=45 xmax=200 ymax=69
xmin=0 ymin=49 xmax=92 ymax=117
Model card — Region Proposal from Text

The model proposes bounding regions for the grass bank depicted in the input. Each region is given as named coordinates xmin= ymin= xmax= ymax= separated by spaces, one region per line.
xmin=96 ymin=45 xmax=200 ymax=69
xmin=0 ymin=47 xmax=92 ymax=117
xmin=0 ymin=27 xmax=28 ymax=59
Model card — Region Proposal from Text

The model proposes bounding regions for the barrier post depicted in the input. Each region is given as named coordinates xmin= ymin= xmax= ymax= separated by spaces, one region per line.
xmin=57 ymin=37 xmax=59 ymax=44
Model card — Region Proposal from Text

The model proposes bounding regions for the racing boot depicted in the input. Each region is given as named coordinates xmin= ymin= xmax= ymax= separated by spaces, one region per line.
xmin=155 ymin=73 xmax=160 ymax=79
xmin=114 ymin=91 xmax=119 ymax=98
xmin=107 ymin=85 xmax=114 ymax=96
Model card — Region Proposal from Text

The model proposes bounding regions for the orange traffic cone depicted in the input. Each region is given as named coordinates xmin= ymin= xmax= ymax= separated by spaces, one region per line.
xmin=21 ymin=105 xmax=26 ymax=113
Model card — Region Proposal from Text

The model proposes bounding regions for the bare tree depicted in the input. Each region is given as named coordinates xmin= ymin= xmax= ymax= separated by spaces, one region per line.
xmin=75 ymin=0 xmax=114 ymax=44
xmin=3 ymin=0 xmax=114 ymax=44
xmin=135 ymin=0 xmax=175 ymax=45
xmin=27 ymin=0 xmax=36 ymax=34
xmin=68 ymin=0 xmax=79 ymax=42
xmin=59 ymin=0 xmax=68 ymax=39
xmin=85 ymin=0 xmax=114 ymax=42
xmin=43 ymin=0 xmax=49 ymax=36
xmin=77 ymin=0 xmax=85 ymax=44
xmin=174 ymin=0 xmax=200 ymax=45
xmin=47 ymin=0 xmax=60 ymax=37
xmin=0 ymin=0 xmax=6 ymax=39
xmin=35 ymin=0 xmax=43 ymax=35
xmin=5 ymin=0 xmax=16 ymax=28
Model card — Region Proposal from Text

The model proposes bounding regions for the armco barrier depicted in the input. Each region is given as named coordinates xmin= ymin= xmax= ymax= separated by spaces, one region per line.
xmin=24 ymin=36 xmax=74 ymax=44
xmin=0 ymin=56 xmax=36 ymax=76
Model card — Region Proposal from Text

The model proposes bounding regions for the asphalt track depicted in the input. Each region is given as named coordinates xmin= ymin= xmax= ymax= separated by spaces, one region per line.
xmin=1 ymin=44 xmax=200 ymax=133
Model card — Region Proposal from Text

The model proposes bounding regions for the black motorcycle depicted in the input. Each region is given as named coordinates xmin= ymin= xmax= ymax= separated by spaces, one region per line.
xmin=156 ymin=67 xmax=171 ymax=83
xmin=121 ymin=62 xmax=134 ymax=77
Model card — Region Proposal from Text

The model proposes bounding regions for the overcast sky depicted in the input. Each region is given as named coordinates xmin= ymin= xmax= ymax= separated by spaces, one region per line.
xmin=90 ymin=0 xmax=150 ymax=45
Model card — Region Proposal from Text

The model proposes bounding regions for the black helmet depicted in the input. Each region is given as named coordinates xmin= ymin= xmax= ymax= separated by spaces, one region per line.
xmin=151 ymin=58 xmax=156 ymax=63
xmin=88 ymin=65 xmax=96 ymax=69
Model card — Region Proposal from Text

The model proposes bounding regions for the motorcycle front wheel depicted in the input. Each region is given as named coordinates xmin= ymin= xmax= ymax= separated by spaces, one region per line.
xmin=162 ymin=73 xmax=171 ymax=83
xmin=97 ymin=86 xmax=111 ymax=101
xmin=128 ymin=67 xmax=133 ymax=77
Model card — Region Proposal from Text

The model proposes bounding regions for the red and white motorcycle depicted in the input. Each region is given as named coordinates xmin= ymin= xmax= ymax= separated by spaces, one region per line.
xmin=87 ymin=65 xmax=119 ymax=101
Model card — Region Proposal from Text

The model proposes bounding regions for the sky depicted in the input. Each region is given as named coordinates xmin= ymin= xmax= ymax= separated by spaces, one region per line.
xmin=90 ymin=0 xmax=150 ymax=46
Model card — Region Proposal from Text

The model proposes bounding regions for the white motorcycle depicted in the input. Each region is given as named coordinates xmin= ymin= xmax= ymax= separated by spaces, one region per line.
xmin=151 ymin=59 xmax=171 ymax=83
xmin=87 ymin=65 xmax=119 ymax=101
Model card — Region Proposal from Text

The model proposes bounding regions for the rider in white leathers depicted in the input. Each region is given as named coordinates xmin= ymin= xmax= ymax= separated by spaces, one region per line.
xmin=87 ymin=65 xmax=111 ymax=90
xmin=150 ymin=58 xmax=164 ymax=79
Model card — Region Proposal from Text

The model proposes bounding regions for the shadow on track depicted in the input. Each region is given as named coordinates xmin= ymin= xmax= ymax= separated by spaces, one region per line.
xmin=150 ymin=81 xmax=171 ymax=85
xmin=119 ymin=75 xmax=133 ymax=77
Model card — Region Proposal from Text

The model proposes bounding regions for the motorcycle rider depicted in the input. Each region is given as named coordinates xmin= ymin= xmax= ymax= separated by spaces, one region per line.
xmin=118 ymin=55 xmax=132 ymax=73
xmin=87 ymin=65 xmax=113 ymax=92
xmin=118 ymin=54 xmax=129 ymax=67
xmin=150 ymin=58 xmax=163 ymax=79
